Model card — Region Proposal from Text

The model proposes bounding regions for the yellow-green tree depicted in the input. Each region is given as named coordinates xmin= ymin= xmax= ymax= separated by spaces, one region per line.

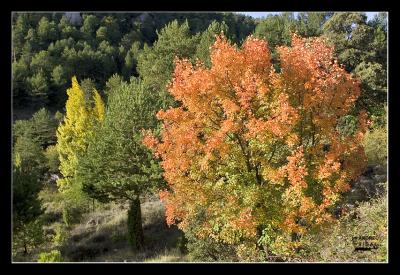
xmin=56 ymin=77 xmax=105 ymax=222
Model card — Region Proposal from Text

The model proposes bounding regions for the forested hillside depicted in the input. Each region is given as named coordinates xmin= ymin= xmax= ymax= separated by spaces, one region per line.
xmin=12 ymin=12 xmax=388 ymax=262
xmin=12 ymin=13 xmax=255 ymax=113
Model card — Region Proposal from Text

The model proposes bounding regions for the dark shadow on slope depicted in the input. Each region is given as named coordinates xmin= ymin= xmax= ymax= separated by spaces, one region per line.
xmin=59 ymin=198 xmax=185 ymax=262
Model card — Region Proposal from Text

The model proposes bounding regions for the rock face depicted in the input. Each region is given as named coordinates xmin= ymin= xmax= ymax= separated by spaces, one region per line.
xmin=336 ymin=164 xmax=387 ymax=215
xmin=138 ymin=13 xmax=149 ymax=23
xmin=44 ymin=173 xmax=60 ymax=190
xmin=86 ymin=218 xmax=101 ymax=226
xmin=65 ymin=12 xmax=83 ymax=25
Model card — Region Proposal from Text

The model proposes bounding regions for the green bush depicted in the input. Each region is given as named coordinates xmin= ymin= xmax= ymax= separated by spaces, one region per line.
xmin=13 ymin=108 xmax=57 ymax=149
xmin=38 ymin=250 xmax=63 ymax=262
xmin=30 ymin=108 xmax=58 ymax=147
xmin=337 ymin=115 xmax=358 ymax=136
xmin=62 ymin=206 xmax=83 ymax=227
xmin=185 ymin=233 xmax=238 ymax=262
xmin=301 ymin=183 xmax=388 ymax=262
xmin=44 ymin=145 xmax=60 ymax=173
xmin=183 ymin=219 xmax=238 ymax=262
xmin=53 ymin=224 xmax=68 ymax=246
xmin=39 ymin=187 xmax=65 ymax=224
xmin=13 ymin=119 xmax=34 ymax=145
xmin=61 ymin=181 xmax=91 ymax=226
xmin=363 ymin=126 xmax=387 ymax=166
xmin=13 ymin=135 xmax=47 ymax=174
xmin=13 ymin=220 xmax=45 ymax=256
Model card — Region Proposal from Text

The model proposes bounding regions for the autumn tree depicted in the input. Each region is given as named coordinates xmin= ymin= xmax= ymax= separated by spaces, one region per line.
xmin=144 ymin=34 xmax=367 ymax=260
xmin=56 ymin=76 xmax=105 ymax=223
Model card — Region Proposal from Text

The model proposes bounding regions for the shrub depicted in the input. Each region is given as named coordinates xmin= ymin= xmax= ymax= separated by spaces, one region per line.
xmin=13 ymin=119 xmax=34 ymax=145
xmin=30 ymin=108 xmax=58 ymax=147
xmin=337 ymin=115 xmax=358 ymax=136
xmin=183 ymin=220 xmax=238 ymax=262
xmin=13 ymin=108 xmax=57 ymax=149
xmin=38 ymin=250 xmax=63 ymax=262
xmin=185 ymin=234 xmax=238 ymax=262
xmin=13 ymin=220 xmax=45 ymax=256
xmin=54 ymin=111 xmax=63 ymax=124
xmin=62 ymin=206 xmax=83 ymax=227
xmin=53 ymin=224 xmax=68 ymax=246
xmin=44 ymin=145 xmax=60 ymax=173
xmin=61 ymin=180 xmax=91 ymax=226
xmin=363 ymin=126 xmax=387 ymax=166
xmin=301 ymin=183 xmax=388 ymax=262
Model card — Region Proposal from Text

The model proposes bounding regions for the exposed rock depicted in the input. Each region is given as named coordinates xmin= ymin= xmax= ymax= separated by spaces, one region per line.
xmin=43 ymin=227 xmax=56 ymax=236
xmin=362 ymin=165 xmax=374 ymax=176
xmin=373 ymin=174 xmax=387 ymax=183
xmin=345 ymin=165 xmax=387 ymax=207
xmin=372 ymin=165 xmax=387 ymax=175
xmin=87 ymin=219 xmax=97 ymax=226
xmin=138 ymin=13 xmax=149 ymax=23
xmin=335 ymin=164 xmax=387 ymax=216
xmin=45 ymin=173 xmax=60 ymax=186
xmin=65 ymin=12 xmax=82 ymax=25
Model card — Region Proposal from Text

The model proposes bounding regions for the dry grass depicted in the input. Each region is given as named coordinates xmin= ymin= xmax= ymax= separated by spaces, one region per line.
xmin=59 ymin=196 xmax=185 ymax=262
xmin=144 ymin=248 xmax=188 ymax=262
xmin=15 ymin=189 xmax=187 ymax=262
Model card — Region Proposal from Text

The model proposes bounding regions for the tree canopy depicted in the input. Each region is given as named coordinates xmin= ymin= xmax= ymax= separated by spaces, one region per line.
xmin=144 ymin=34 xmax=368 ymax=258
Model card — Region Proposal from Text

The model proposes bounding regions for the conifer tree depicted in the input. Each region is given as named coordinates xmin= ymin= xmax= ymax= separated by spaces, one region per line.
xmin=77 ymin=78 xmax=163 ymax=249
xmin=137 ymin=20 xmax=199 ymax=109
xmin=13 ymin=138 xmax=44 ymax=254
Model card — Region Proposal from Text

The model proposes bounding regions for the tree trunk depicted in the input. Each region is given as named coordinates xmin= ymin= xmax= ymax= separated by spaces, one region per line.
xmin=127 ymin=196 xmax=144 ymax=250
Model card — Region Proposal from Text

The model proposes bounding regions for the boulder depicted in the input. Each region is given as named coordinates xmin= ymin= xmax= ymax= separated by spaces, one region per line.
xmin=340 ymin=164 xmax=387 ymax=207
xmin=373 ymin=174 xmax=387 ymax=183
xmin=87 ymin=219 xmax=97 ymax=226
xmin=372 ymin=165 xmax=387 ymax=175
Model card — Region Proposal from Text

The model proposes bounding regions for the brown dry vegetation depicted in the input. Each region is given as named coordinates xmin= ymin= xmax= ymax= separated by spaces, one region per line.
xmin=14 ymin=188 xmax=188 ymax=262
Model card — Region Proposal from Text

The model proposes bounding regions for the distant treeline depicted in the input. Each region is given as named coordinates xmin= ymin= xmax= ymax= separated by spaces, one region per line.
xmin=12 ymin=12 xmax=387 ymax=118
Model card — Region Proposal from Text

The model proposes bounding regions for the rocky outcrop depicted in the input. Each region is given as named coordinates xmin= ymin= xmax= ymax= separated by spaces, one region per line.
xmin=335 ymin=164 xmax=387 ymax=216
xmin=348 ymin=164 xmax=387 ymax=202
xmin=65 ymin=12 xmax=82 ymax=25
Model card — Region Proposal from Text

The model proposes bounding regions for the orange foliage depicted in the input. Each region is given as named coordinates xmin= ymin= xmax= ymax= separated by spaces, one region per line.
xmin=144 ymin=34 xmax=367 ymax=250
